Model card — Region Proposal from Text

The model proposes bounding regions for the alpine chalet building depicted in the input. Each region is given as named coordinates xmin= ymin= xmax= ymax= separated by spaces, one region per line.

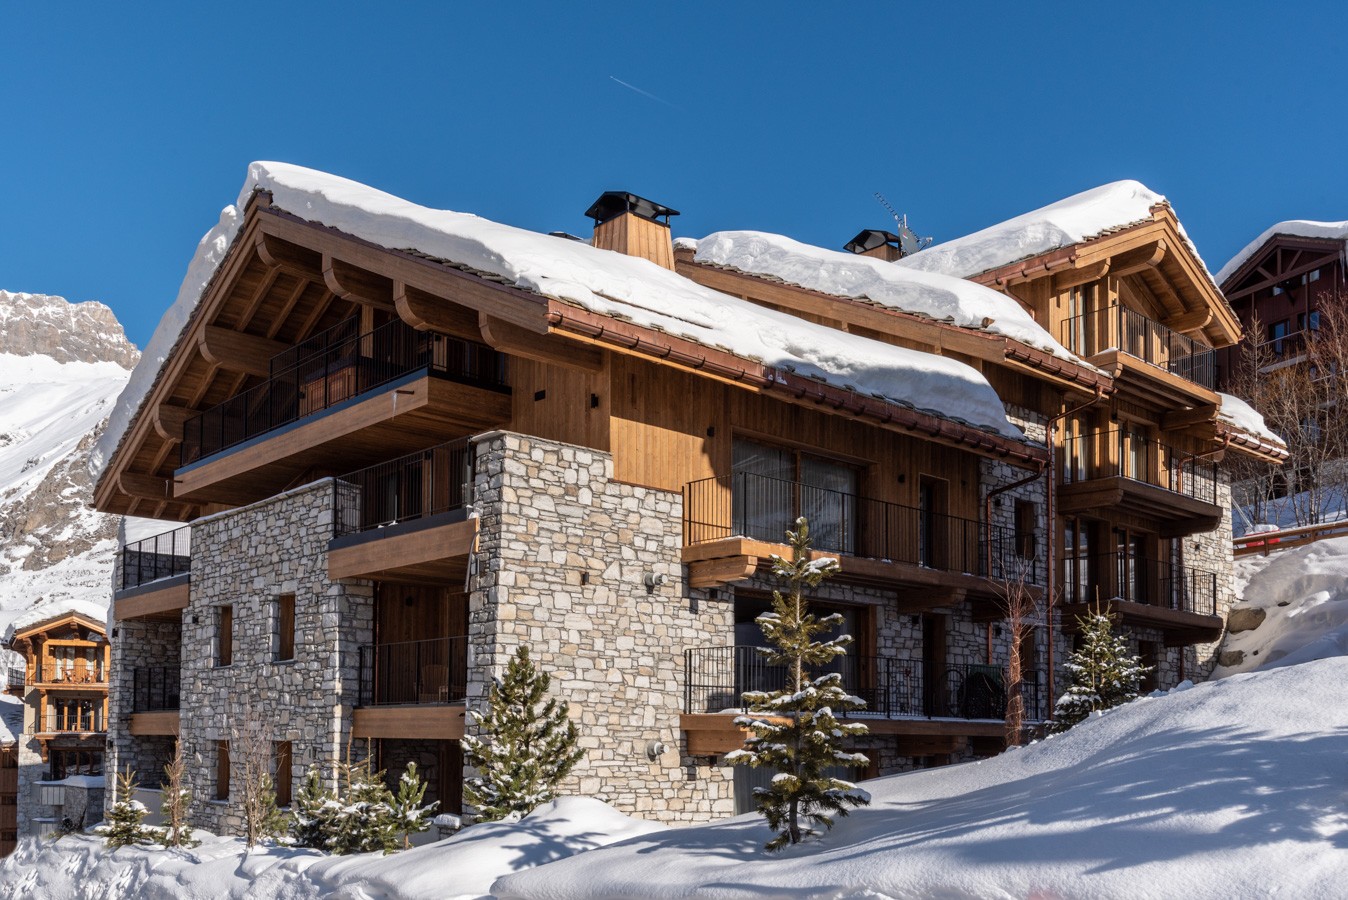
xmin=92 ymin=165 xmax=1283 ymax=830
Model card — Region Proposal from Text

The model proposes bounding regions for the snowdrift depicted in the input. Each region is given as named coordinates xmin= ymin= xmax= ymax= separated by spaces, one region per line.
xmin=496 ymin=659 xmax=1348 ymax=900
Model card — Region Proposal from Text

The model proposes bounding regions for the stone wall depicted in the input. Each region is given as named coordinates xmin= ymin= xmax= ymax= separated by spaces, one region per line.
xmin=468 ymin=431 xmax=734 ymax=824
xmin=1189 ymin=472 xmax=1236 ymax=676
xmin=107 ymin=619 xmax=181 ymax=783
xmin=177 ymin=480 xmax=373 ymax=835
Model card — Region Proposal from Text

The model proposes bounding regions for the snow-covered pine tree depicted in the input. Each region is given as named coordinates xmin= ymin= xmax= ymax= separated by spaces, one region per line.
xmin=724 ymin=517 xmax=871 ymax=852
xmin=390 ymin=761 xmax=437 ymax=849
xmin=462 ymin=646 xmax=584 ymax=823
xmin=159 ymin=739 xmax=198 ymax=848
xmin=289 ymin=766 xmax=335 ymax=850
xmin=98 ymin=768 xmax=155 ymax=849
xmin=1050 ymin=605 xmax=1152 ymax=733
xmin=326 ymin=758 xmax=399 ymax=855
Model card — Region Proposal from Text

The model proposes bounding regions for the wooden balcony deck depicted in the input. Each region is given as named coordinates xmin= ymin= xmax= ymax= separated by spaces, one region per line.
xmin=113 ymin=573 xmax=190 ymax=622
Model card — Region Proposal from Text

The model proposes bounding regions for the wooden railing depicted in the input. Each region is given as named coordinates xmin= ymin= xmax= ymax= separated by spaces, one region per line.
xmin=1234 ymin=520 xmax=1348 ymax=557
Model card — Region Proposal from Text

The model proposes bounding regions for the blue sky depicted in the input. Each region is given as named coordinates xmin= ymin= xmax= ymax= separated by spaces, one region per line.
xmin=3 ymin=1 xmax=1346 ymax=349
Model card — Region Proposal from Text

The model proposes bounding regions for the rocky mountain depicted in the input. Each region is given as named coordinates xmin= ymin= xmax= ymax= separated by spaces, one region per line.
xmin=0 ymin=291 xmax=140 ymax=636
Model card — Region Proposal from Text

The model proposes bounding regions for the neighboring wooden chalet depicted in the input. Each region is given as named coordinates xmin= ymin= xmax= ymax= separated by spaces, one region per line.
xmin=92 ymin=166 xmax=1281 ymax=830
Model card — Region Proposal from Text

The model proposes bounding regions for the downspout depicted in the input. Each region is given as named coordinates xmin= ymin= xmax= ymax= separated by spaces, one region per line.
xmin=1044 ymin=387 xmax=1109 ymax=720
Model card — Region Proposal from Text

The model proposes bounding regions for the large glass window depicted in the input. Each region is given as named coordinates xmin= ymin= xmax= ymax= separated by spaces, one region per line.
xmin=731 ymin=439 xmax=858 ymax=552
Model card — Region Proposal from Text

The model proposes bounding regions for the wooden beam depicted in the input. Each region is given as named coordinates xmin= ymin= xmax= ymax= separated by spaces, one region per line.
xmin=1108 ymin=240 xmax=1167 ymax=278
xmin=196 ymin=325 xmax=288 ymax=378
xmin=323 ymin=254 xmax=395 ymax=310
xmin=479 ymin=313 xmax=605 ymax=373
xmin=254 ymin=231 xmax=322 ymax=277
xmin=129 ymin=711 xmax=180 ymax=737
xmin=895 ymin=587 xmax=967 ymax=614
xmin=1162 ymin=404 xmax=1219 ymax=432
xmin=1051 ymin=260 xmax=1111 ymax=292
xmin=394 ymin=283 xmax=481 ymax=341
xmin=329 ymin=518 xmax=478 ymax=580
xmin=152 ymin=404 xmax=196 ymax=443
xmin=114 ymin=582 xmax=189 ymax=622
xmin=118 ymin=472 xmax=173 ymax=502
xmin=1163 ymin=308 xmax=1213 ymax=334
xmin=687 ymin=555 xmax=759 ymax=589
xmin=352 ymin=704 xmax=465 ymax=740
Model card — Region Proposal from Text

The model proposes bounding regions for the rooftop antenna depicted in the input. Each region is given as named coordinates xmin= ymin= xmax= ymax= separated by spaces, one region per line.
xmin=873 ymin=192 xmax=932 ymax=257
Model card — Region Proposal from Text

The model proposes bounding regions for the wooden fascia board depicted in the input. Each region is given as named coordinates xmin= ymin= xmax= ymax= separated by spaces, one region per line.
xmin=1223 ymin=243 xmax=1345 ymax=300
xmin=1216 ymin=425 xmax=1290 ymax=463
xmin=93 ymin=212 xmax=271 ymax=514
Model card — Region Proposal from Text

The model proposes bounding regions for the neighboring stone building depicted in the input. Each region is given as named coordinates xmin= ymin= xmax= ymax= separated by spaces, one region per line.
xmin=2 ymin=602 xmax=110 ymax=844
xmin=91 ymin=165 xmax=1285 ymax=832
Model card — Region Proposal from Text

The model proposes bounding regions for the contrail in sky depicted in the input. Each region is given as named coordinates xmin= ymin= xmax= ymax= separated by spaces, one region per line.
xmin=609 ymin=75 xmax=681 ymax=110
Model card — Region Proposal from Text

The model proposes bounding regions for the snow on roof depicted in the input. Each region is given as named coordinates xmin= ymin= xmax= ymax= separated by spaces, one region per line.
xmin=897 ymin=180 xmax=1213 ymax=282
xmin=497 ymin=657 xmax=1348 ymax=899
xmin=1217 ymin=391 xmax=1286 ymax=449
xmin=94 ymin=162 xmax=1035 ymax=468
xmin=1216 ymin=219 xmax=1348 ymax=285
xmin=3 ymin=598 xmax=107 ymax=645
xmin=680 ymin=230 xmax=1077 ymax=362
xmin=0 ymin=694 xmax=21 ymax=744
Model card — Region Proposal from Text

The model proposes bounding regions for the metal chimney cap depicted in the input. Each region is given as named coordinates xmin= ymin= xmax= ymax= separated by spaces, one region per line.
xmin=585 ymin=191 xmax=680 ymax=227
xmin=844 ymin=229 xmax=902 ymax=255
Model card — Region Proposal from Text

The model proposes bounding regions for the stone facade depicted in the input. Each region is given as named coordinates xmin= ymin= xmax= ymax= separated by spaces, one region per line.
xmin=107 ymin=617 xmax=181 ymax=782
xmin=468 ymin=431 xmax=735 ymax=823
xmin=175 ymin=480 xmax=372 ymax=835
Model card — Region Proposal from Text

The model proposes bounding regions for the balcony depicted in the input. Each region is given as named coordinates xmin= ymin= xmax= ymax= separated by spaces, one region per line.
xmin=1061 ymin=305 xmax=1216 ymax=403
xmin=1061 ymin=552 xmax=1222 ymax=643
xmin=32 ymin=661 xmax=107 ymax=689
xmin=682 ymin=645 xmax=1043 ymax=754
xmin=129 ymin=666 xmax=181 ymax=736
xmin=4 ymin=666 xmax=24 ymax=694
xmin=328 ymin=438 xmax=478 ymax=582
xmin=32 ymin=707 xmax=105 ymax=736
xmin=352 ymin=637 xmax=468 ymax=741
xmin=115 ymin=526 xmax=191 ymax=621
xmin=1058 ymin=429 xmax=1222 ymax=535
xmin=174 ymin=319 xmax=511 ymax=506
xmin=683 ymin=472 xmax=1041 ymax=607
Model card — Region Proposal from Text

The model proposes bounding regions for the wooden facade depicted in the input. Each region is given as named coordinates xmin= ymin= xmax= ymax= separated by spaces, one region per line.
xmin=6 ymin=612 xmax=109 ymax=769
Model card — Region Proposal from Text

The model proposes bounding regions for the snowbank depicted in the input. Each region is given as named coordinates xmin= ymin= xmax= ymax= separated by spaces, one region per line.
xmin=683 ymin=230 xmax=1077 ymax=361
xmin=496 ymin=659 xmax=1348 ymax=900
xmin=1216 ymin=535 xmax=1348 ymax=677
xmin=0 ymin=693 xmax=21 ymax=744
xmin=1216 ymin=219 xmax=1348 ymax=284
xmin=2 ymin=597 xmax=108 ymax=644
xmin=93 ymin=163 xmax=1034 ymax=473
xmin=0 ymin=797 xmax=664 ymax=900
xmin=1216 ymin=391 xmax=1286 ymax=448
xmin=898 ymin=180 xmax=1214 ymax=284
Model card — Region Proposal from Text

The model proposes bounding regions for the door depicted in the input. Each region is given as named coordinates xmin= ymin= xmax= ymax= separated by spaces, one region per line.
xmin=921 ymin=613 xmax=948 ymax=716
xmin=918 ymin=477 xmax=949 ymax=570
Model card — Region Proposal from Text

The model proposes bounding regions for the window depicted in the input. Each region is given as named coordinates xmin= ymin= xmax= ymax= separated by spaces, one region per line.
xmin=1310 ymin=309 xmax=1321 ymax=331
xmin=1309 ymin=268 xmax=1322 ymax=283
xmin=215 ymin=741 xmax=230 ymax=801
xmin=1268 ymin=319 xmax=1289 ymax=356
xmin=731 ymin=439 xmax=858 ymax=553
xmin=217 ymin=604 xmax=233 ymax=667
xmin=1063 ymin=518 xmax=1093 ymax=605
xmin=1014 ymin=500 xmax=1038 ymax=560
xmin=274 ymin=741 xmax=292 ymax=807
xmin=274 ymin=594 xmax=295 ymax=662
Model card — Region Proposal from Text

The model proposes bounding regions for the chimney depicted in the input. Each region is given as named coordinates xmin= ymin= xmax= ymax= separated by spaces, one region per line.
xmin=586 ymin=191 xmax=680 ymax=270
xmin=844 ymin=229 xmax=904 ymax=262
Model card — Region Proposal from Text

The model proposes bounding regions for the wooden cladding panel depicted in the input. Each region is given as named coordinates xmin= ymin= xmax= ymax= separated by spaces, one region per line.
xmin=607 ymin=355 xmax=982 ymax=517
xmin=510 ymin=357 xmax=611 ymax=452
xmin=375 ymin=584 xmax=468 ymax=646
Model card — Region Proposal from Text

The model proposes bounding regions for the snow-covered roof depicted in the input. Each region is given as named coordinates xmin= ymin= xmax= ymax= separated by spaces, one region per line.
xmin=0 ymin=694 xmax=20 ymax=744
xmin=95 ymin=162 xmax=1038 ymax=474
xmin=3 ymin=598 xmax=107 ymax=645
xmin=1216 ymin=219 xmax=1348 ymax=285
xmin=897 ymin=180 xmax=1212 ymax=283
xmin=1217 ymin=391 xmax=1286 ymax=449
xmin=677 ymin=230 xmax=1077 ymax=362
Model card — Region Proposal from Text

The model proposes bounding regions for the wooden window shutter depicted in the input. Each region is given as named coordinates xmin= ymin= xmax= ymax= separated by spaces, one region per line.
xmin=216 ymin=741 xmax=230 ymax=801
xmin=274 ymin=741 xmax=292 ymax=807
xmin=218 ymin=605 xmax=233 ymax=667
xmin=277 ymin=594 xmax=295 ymax=662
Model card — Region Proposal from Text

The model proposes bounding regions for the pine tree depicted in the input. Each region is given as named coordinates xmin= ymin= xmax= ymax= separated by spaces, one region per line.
xmin=724 ymin=518 xmax=871 ymax=852
xmin=98 ymin=768 xmax=155 ymax=849
xmin=390 ymin=761 xmax=437 ymax=849
xmin=462 ymin=646 xmax=585 ymax=822
xmin=289 ymin=766 xmax=335 ymax=850
xmin=1051 ymin=605 xmax=1152 ymax=733
xmin=159 ymin=740 xmax=198 ymax=848
xmin=326 ymin=757 xmax=400 ymax=855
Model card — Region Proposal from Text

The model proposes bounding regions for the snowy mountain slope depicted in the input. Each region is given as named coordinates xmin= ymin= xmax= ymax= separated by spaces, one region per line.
xmin=0 ymin=292 xmax=141 ymax=638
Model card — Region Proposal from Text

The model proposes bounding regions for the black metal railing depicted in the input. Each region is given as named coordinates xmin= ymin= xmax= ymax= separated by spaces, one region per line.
xmin=333 ymin=438 xmax=473 ymax=537
xmin=1058 ymin=429 xmax=1219 ymax=505
xmin=683 ymin=472 xmax=1042 ymax=585
xmin=4 ymin=666 xmax=24 ymax=691
xmin=180 ymin=319 xmax=508 ymax=466
xmin=32 ymin=704 xmax=105 ymax=734
xmin=120 ymin=526 xmax=191 ymax=591
xmin=1060 ymin=305 xmax=1215 ymax=389
xmin=685 ymin=646 xmax=1045 ymax=721
xmin=1062 ymin=552 xmax=1218 ymax=616
xmin=357 ymin=636 xmax=468 ymax=707
xmin=131 ymin=666 xmax=180 ymax=712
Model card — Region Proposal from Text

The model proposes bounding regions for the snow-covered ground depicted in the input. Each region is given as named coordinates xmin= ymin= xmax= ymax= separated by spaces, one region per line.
xmin=0 ymin=798 xmax=664 ymax=900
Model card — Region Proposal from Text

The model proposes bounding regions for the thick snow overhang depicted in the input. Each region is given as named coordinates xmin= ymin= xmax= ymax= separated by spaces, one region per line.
xmin=4 ymin=601 xmax=108 ymax=647
xmin=94 ymin=164 xmax=1047 ymax=519
xmin=1217 ymin=224 xmax=1348 ymax=303
xmin=897 ymin=182 xmax=1241 ymax=349
xmin=1216 ymin=391 xmax=1289 ymax=464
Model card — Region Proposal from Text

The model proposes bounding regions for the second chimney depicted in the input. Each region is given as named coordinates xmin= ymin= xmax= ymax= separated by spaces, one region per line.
xmin=586 ymin=191 xmax=680 ymax=270
xmin=844 ymin=229 xmax=904 ymax=262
